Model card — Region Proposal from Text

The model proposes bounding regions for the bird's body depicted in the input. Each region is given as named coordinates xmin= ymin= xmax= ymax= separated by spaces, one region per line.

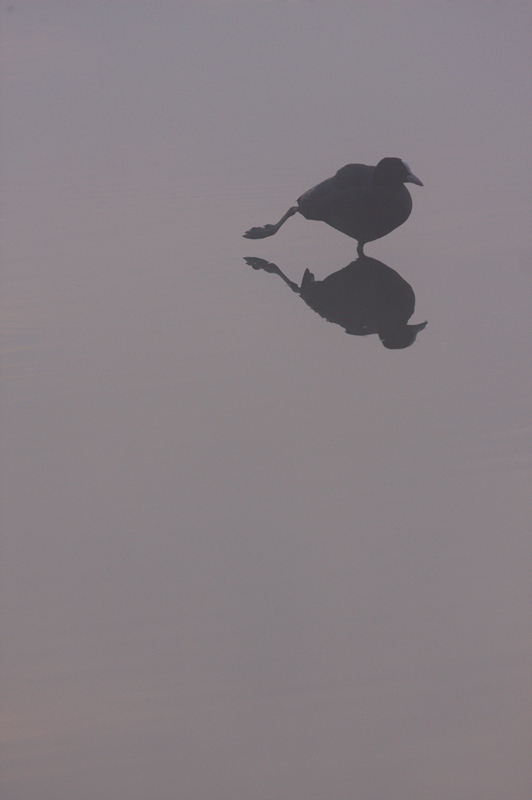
xmin=243 ymin=158 xmax=423 ymax=254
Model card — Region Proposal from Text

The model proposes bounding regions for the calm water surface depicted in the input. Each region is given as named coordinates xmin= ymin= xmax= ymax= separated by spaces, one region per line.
xmin=1 ymin=2 xmax=531 ymax=800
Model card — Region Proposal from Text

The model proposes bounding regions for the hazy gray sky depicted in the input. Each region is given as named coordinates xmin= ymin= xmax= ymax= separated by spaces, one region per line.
xmin=1 ymin=2 xmax=531 ymax=799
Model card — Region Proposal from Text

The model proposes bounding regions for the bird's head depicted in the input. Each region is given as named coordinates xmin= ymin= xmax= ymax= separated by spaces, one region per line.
xmin=374 ymin=158 xmax=423 ymax=187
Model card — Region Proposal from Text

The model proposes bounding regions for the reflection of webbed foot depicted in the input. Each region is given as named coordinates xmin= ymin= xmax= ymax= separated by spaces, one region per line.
xmin=243 ymin=257 xmax=300 ymax=292
xmin=243 ymin=224 xmax=278 ymax=239
xmin=243 ymin=256 xmax=275 ymax=271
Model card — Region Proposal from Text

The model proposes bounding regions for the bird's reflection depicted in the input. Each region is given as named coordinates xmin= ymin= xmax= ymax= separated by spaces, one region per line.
xmin=244 ymin=255 xmax=427 ymax=349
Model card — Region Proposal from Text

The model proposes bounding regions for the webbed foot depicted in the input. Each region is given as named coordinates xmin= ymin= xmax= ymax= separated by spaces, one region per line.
xmin=243 ymin=224 xmax=278 ymax=239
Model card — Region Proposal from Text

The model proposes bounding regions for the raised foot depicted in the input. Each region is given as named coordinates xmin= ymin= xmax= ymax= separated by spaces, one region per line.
xmin=242 ymin=224 xmax=278 ymax=239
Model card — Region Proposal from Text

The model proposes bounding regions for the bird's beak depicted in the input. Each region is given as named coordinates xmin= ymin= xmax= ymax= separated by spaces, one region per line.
xmin=405 ymin=171 xmax=423 ymax=186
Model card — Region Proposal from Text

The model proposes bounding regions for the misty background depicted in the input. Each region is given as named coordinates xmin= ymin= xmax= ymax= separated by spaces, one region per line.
xmin=1 ymin=2 xmax=531 ymax=799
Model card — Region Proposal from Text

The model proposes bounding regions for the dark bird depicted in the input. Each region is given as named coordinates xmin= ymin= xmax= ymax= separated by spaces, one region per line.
xmin=243 ymin=158 xmax=423 ymax=255
xmin=244 ymin=255 xmax=427 ymax=349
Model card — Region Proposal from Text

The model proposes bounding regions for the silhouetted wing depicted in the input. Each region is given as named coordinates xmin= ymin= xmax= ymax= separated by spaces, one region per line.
xmin=297 ymin=164 xmax=374 ymax=207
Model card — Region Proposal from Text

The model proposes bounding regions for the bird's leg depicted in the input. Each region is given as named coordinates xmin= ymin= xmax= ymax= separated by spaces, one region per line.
xmin=243 ymin=206 xmax=298 ymax=239
xmin=357 ymin=241 xmax=365 ymax=256
xmin=243 ymin=257 xmax=300 ymax=293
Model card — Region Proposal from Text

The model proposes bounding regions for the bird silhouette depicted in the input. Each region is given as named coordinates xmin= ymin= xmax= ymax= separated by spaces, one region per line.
xmin=243 ymin=158 xmax=423 ymax=255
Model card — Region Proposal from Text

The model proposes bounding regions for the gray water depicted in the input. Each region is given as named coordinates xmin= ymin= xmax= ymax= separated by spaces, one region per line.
xmin=1 ymin=2 xmax=531 ymax=799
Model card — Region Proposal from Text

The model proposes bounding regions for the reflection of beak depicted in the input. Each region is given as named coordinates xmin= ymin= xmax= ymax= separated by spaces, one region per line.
xmin=411 ymin=321 xmax=428 ymax=332
xmin=379 ymin=320 xmax=428 ymax=349
xmin=405 ymin=172 xmax=423 ymax=186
